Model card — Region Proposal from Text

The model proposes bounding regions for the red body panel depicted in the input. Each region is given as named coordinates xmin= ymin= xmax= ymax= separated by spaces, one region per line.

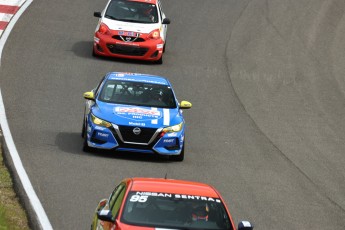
xmin=94 ymin=31 xmax=164 ymax=62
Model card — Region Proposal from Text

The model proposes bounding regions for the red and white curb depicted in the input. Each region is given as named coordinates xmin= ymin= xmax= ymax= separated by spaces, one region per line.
xmin=0 ymin=0 xmax=53 ymax=229
xmin=0 ymin=0 xmax=26 ymax=36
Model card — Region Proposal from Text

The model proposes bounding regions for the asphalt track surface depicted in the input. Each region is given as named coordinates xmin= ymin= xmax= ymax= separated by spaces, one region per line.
xmin=1 ymin=0 xmax=345 ymax=229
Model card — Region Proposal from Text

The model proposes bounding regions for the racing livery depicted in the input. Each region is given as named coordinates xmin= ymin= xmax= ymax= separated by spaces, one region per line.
xmin=82 ymin=72 xmax=192 ymax=161
xmin=91 ymin=178 xmax=254 ymax=230
xmin=93 ymin=0 xmax=170 ymax=64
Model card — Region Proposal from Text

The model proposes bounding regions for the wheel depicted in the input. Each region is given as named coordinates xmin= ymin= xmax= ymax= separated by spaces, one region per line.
xmin=155 ymin=56 xmax=163 ymax=64
xmin=81 ymin=119 xmax=85 ymax=138
xmin=82 ymin=121 xmax=93 ymax=152
xmin=163 ymin=42 xmax=166 ymax=53
xmin=92 ymin=47 xmax=97 ymax=57
xmin=170 ymin=145 xmax=184 ymax=162
xmin=83 ymin=135 xmax=93 ymax=152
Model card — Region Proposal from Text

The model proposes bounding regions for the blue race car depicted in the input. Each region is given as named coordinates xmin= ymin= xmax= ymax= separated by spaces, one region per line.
xmin=82 ymin=72 xmax=192 ymax=161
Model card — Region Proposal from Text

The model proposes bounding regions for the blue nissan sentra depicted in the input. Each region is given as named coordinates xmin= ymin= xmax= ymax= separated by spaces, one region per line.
xmin=82 ymin=72 xmax=192 ymax=161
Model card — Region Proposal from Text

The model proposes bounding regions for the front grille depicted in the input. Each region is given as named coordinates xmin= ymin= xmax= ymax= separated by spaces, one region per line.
xmin=106 ymin=44 xmax=148 ymax=56
xmin=118 ymin=126 xmax=158 ymax=143
xmin=112 ymin=35 xmax=145 ymax=42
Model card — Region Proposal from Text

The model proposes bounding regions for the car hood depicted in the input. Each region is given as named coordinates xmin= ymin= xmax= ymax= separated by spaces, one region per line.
xmin=92 ymin=102 xmax=182 ymax=128
xmin=102 ymin=18 xmax=159 ymax=34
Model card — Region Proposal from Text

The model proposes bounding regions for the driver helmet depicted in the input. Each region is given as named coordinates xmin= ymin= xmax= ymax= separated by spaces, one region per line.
xmin=152 ymin=90 xmax=164 ymax=101
xmin=191 ymin=203 xmax=209 ymax=221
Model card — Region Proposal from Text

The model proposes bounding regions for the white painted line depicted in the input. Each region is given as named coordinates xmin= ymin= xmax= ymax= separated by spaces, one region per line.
xmin=0 ymin=0 xmax=54 ymax=229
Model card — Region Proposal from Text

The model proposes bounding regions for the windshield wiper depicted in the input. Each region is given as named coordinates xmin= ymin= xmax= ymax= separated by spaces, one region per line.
xmin=105 ymin=15 xmax=118 ymax=20
xmin=118 ymin=19 xmax=142 ymax=23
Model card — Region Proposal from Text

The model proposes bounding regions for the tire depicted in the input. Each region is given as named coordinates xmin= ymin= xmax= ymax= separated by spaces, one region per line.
xmin=163 ymin=42 xmax=166 ymax=53
xmin=81 ymin=119 xmax=85 ymax=138
xmin=155 ymin=56 xmax=163 ymax=65
xmin=83 ymin=136 xmax=93 ymax=152
xmin=82 ymin=122 xmax=93 ymax=152
xmin=170 ymin=145 xmax=184 ymax=162
xmin=92 ymin=47 xmax=97 ymax=57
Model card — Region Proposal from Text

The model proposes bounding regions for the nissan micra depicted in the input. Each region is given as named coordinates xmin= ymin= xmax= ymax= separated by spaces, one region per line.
xmin=93 ymin=0 xmax=170 ymax=64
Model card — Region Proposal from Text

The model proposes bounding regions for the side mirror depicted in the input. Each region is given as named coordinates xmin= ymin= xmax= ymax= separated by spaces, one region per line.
xmin=180 ymin=100 xmax=192 ymax=109
xmin=162 ymin=18 xmax=170 ymax=24
xmin=238 ymin=221 xmax=253 ymax=230
xmin=98 ymin=199 xmax=108 ymax=208
xmin=83 ymin=91 xmax=95 ymax=100
xmin=97 ymin=209 xmax=114 ymax=222
xmin=94 ymin=12 xmax=102 ymax=18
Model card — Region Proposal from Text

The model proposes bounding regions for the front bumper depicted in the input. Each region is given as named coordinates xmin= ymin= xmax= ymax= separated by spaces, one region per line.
xmin=85 ymin=118 xmax=184 ymax=156
xmin=93 ymin=32 xmax=164 ymax=61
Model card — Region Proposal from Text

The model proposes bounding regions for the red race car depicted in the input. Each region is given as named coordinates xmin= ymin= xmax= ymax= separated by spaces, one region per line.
xmin=91 ymin=178 xmax=253 ymax=230
xmin=93 ymin=0 xmax=170 ymax=64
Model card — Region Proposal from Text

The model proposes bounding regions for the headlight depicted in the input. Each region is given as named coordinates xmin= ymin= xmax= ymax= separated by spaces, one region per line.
xmin=91 ymin=114 xmax=111 ymax=128
xmin=98 ymin=23 xmax=110 ymax=35
xmin=162 ymin=122 xmax=183 ymax=133
xmin=148 ymin=29 xmax=161 ymax=40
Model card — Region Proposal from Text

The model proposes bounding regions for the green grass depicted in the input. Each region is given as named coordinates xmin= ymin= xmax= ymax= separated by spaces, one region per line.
xmin=0 ymin=143 xmax=30 ymax=230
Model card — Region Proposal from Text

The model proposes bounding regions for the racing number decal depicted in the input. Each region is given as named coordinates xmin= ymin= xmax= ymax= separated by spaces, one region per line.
xmin=129 ymin=195 xmax=148 ymax=202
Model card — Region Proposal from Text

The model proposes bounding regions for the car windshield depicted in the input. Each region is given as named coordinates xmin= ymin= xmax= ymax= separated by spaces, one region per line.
xmin=121 ymin=191 xmax=233 ymax=230
xmin=98 ymin=80 xmax=177 ymax=108
xmin=105 ymin=0 xmax=158 ymax=23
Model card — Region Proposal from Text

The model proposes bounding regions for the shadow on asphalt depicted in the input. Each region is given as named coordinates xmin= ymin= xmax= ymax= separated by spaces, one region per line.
xmin=55 ymin=132 xmax=172 ymax=164
xmin=71 ymin=41 xmax=159 ymax=66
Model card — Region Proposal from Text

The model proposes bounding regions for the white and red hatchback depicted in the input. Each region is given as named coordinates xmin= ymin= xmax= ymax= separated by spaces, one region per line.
xmin=93 ymin=0 xmax=170 ymax=64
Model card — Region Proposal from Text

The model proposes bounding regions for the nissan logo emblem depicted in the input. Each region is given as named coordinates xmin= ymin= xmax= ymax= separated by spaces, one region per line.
xmin=133 ymin=127 xmax=141 ymax=135
xmin=125 ymin=37 xmax=131 ymax=41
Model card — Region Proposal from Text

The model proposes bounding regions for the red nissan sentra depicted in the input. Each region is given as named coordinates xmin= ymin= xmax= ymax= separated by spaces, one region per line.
xmin=91 ymin=178 xmax=254 ymax=230
xmin=93 ymin=0 xmax=170 ymax=64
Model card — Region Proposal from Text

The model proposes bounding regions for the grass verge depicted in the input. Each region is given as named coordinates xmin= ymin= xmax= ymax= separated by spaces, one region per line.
xmin=0 ymin=142 xmax=30 ymax=229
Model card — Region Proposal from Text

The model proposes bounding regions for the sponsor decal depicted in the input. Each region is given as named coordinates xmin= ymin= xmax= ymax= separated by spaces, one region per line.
xmin=129 ymin=121 xmax=146 ymax=126
xmin=94 ymin=126 xmax=107 ymax=131
xmin=118 ymin=31 xmax=138 ymax=36
xmin=97 ymin=132 xmax=109 ymax=138
xmin=108 ymin=75 xmax=166 ymax=85
xmin=130 ymin=192 xmax=221 ymax=203
xmin=127 ymin=31 xmax=137 ymax=36
xmin=167 ymin=133 xmax=178 ymax=137
xmin=114 ymin=107 xmax=162 ymax=121
xmin=163 ymin=139 xmax=174 ymax=143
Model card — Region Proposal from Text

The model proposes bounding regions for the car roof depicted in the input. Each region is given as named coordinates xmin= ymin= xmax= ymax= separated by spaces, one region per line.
xmin=126 ymin=0 xmax=158 ymax=4
xmin=106 ymin=72 xmax=170 ymax=86
xmin=128 ymin=178 xmax=220 ymax=197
